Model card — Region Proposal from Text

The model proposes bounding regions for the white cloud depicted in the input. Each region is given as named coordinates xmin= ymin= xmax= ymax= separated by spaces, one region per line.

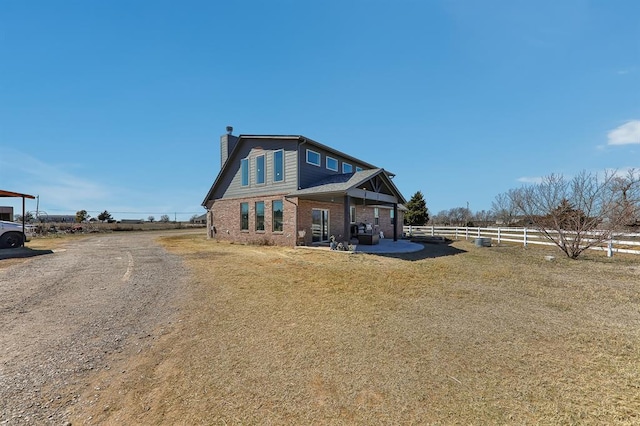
xmin=0 ymin=148 xmax=114 ymax=213
xmin=517 ymin=176 xmax=543 ymax=184
xmin=607 ymin=120 xmax=640 ymax=145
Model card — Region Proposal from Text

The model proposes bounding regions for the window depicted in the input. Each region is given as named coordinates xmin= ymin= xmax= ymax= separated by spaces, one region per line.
xmin=356 ymin=166 xmax=363 ymax=172
xmin=256 ymin=155 xmax=265 ymax=184
xmin=326 ymin=156 xmax=338 ymax=171
xmin=350 ymin=206 xmax=356 ymax=223
xmin=255 ymin=201 xmax=265 ymax=231
xmin=272 ymin=200 xmax=283 ymax=232
xmin=241 ymin=158 xmax=249 ymax=186
xmin=273 ymin=150 xmax=284 ymax=182
xmin=374 ymin=208 xmax=379 ymax=226
xmin=306 ymin=149 xmax=321 ymax=166
xmin=390 ymin=208 xmax=395 ymax=225
xmin=240 ymin=202 xmax=249 ymax=230
xmin=342 ymin=163 xmax=353 ymax=173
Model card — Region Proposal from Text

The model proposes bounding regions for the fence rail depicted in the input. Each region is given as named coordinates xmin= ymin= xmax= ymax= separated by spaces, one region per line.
xmin=403 ymin=226 xmax=640 ymax=257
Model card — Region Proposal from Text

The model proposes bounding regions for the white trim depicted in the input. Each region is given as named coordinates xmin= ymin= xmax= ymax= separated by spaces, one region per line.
xmin=306 ymin=149 xmax=321 ymax=167
xmin=326 ymin=156 xmax=338 ymax=171
xmin=342 ymin=162 xmax=353 ymax=173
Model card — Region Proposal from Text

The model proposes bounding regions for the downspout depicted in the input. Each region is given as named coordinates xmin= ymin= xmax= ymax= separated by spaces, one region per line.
xmin=293 ymin=137 xmax=308 ymax=246
xmin=297 ymin=137 xmax=307 ymax=190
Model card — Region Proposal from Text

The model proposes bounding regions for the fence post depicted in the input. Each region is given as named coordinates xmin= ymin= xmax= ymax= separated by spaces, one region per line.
xmin=477 ymin=227 xmax=481 ymax=238
xmin=431 ymin=226 xmax=434 ymax=236
xmin=607 ymin=240 xmax=613 ymax=258
xmin=455 ymin=228 xmax=458 ymax=239
xmin=523 ymin=228 xmax=528 ymax=247
xmin=498 ymin=228 xmax=501 ymax=244
xmin=465 ymin=227 xmax=469 ymax=240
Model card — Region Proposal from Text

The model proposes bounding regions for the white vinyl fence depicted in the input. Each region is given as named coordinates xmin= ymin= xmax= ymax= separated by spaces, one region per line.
xmin=403 ymin=226 xmax=640 ymax=257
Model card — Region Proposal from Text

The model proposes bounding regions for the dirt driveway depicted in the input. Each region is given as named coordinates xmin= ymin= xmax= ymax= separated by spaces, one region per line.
xmin=0 ymin=231 xmax=191 ymax=425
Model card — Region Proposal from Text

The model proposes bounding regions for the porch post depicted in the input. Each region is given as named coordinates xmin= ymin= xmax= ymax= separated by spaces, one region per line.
xmin=343 ymin=196 xmax=351 ymax=242
xmin=393 ymin=203 xmax=398 ymax=241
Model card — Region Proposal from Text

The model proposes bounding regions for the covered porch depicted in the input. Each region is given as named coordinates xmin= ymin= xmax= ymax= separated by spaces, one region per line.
xmin=288 ymin=169 xmax=406 ymax=246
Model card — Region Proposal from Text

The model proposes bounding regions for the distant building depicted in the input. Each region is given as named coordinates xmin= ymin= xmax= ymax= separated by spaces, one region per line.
xmin=38 ymin=215 xmax=77 ymax=223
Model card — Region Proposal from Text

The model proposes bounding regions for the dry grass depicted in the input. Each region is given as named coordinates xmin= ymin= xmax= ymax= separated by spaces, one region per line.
xmin=74 ymin=236 xmax=640 ymax=424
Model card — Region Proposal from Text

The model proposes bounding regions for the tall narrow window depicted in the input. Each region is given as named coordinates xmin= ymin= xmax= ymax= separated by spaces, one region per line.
xmin=326 ymin=156 xmax=338 ymax=171
xmin=342 ymin=163 xmax=353 ymax=173
xmin=273 ymin=150 xmax=284 ymax=182
xmin=241 ymin=158 xmax=249 ymax=186
xmin=255 ymin=201 xmax=265 ymax=231
xmin=306 ymin=149 xmax=321 ymax=166
xmin=256 ymin=155 xmax=265 ymax=184
xmin=240 ymin=202 xmax=249 ymax=230
xmin=390 ymin=208 xmax=395 ymax=225
xmin=350 ymin=206 xmax=356 ymax=223
xmin=272 ymin=200 xmax=283 ymax=232
xmin=374 ymin=208 xmax=379 ymax=225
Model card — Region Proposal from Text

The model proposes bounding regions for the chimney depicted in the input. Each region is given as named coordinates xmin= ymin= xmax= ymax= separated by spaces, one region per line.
xmin=220 ymin=126 xmax=238 ymax=166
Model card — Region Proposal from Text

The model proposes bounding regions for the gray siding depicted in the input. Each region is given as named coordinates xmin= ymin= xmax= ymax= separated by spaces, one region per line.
xmin=298 ymin=145 xmax=371 ymax=189
xmin=214 ymin=138 xmax=299 ymax=199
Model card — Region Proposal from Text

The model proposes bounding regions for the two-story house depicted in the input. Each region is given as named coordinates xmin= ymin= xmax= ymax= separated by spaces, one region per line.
xmin=202 ymin=128 xmax=406 ymax=247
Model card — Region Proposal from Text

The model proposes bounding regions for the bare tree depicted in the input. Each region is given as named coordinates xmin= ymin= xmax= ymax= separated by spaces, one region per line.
xmin=492 ymin=190 xmax=518 ymax=225
xmin=448 ymin=207 xmax=471 ymax=226
xmin=510 ymin=170 xmax=640 ymax=259
xmin=473 ymin=209 xmax=495 ymax=226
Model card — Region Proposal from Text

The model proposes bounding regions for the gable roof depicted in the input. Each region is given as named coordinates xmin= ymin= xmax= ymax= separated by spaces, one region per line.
xmin=287 ymin=168 xmax=406 ymax=204
xmin=202 ymin=134 xmax=401 ymax=206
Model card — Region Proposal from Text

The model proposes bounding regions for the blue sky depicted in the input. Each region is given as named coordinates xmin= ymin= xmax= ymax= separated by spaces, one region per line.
xmin=1 ymin=0 xmax=638 ymax=221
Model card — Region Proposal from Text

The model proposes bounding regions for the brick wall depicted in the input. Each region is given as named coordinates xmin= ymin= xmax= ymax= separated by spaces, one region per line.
xmin=208 ymin=194 xmax=297 ymax=246
xmin=207 ymin=196 xmax=406 ymax=247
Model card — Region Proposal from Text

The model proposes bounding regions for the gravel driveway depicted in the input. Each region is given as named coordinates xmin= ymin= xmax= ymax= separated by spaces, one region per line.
xmin=0 ymin=232 xmax=190 ymax=425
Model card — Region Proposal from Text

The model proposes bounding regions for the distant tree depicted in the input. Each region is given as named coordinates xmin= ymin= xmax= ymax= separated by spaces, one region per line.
xmin=98 ymin=210 xmax=113 ymax=222
xmin=148 ymin=215 xmax=155 ymax=223
xmin=444 ymin=207 xmax=471 ymax=226
xmin=473 ymin=209 xmax=495 ymax=225
xmin=14 ymin=211 xmax=35 ymax=223
xmin=404 ymin=191 xmax=429 ymax=226
xmin=511 ymin=170 xmax=640 ymax=259
xmin=431 ymin=210 xmax=450 ymax=225
xmin=160 ymin=214 xmax=170 ymax=223
xmin=76 ymin=210 xmax=89 ymax=223
xmin=491 ymin=190 xmax=519 ymax=225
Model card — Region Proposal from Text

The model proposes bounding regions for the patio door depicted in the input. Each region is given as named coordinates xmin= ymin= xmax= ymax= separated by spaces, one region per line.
xmin=311 ymin=209 xmax=329 ymax=243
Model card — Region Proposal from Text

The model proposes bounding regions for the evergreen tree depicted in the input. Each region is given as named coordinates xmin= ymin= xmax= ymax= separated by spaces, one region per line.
xmin=98 ymin=210 xmax=113 ymax=222
xmin=404 ymin=191 xmax=429 ymax=225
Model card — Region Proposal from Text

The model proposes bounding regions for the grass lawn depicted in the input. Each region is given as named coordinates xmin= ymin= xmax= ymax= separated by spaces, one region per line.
xmin=77 ymin=234 xmax=640 ymax=424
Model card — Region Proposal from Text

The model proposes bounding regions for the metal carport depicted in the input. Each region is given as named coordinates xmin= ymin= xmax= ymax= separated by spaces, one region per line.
xmin=0 ymin=190 xmax=36 ymax=247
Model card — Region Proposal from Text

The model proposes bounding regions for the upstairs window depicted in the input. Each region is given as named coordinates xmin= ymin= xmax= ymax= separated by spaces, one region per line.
xmin=256 ymin=155 xmax=265 ymax=185
xmin=356 ymin=166 xmax=363 ymax=172
xmin=240 ymin=202 xmax=249 ymax=230
xmin=273 ymin=150 xmax=284 ymax=182
xmin=241 ymin=158 xmax=249 ymax=186
xmin=272 ymin=200 xmax=283 ymax=232
xmin=255 ymin=201 xmax=265 ymax=231
xmin=306 ymin=149 xmax=321 ymax=166
xmin=342 ymin=163 xmax=353 ymax=173
xmin=326 ymin=156 xmax=338 ymax=171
